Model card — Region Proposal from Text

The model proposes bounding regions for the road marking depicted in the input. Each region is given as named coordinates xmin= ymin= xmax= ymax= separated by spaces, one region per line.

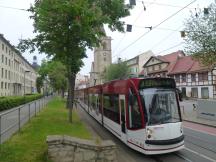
xmin=183 ymin=126 xmax=216 ymax=137
xmin=184 ymin=147 xmax=216 ymax=162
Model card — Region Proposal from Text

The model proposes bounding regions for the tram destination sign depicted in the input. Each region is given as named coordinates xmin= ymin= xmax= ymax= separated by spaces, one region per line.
xmin=139 ymin=78 xmax=176 ymax=89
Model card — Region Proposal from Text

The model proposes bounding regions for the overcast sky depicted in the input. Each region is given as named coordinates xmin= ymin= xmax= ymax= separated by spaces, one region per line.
xmin=0 ymin=0 xmax=214 ymax=75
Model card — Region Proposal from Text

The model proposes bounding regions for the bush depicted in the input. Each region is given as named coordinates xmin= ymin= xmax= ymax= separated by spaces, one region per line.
xmin=0 ymin=94 xmax=43 ymax=111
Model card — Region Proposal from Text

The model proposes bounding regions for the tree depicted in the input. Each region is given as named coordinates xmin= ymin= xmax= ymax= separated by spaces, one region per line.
xmin=48 ymin=61 xmax=68 ymax=97
xmin=183 ymin=2 xmax=216 ymax=65
xmin=38 ymin=60 xmax=67 ymax=97
xmin=18 ymin=0 xmax=131 ymax=123
xmin=36 ymin=76 xmax=43 ymax=93
xmin=104 ymin=61 xmax=129 ymax=81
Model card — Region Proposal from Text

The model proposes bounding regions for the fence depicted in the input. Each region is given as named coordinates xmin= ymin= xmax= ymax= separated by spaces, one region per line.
xmin=0 ymin=96 xmax=52 ymax=144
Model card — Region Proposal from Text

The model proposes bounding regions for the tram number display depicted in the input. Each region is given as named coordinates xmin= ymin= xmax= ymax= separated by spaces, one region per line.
xmin=139 ymin=78 xmax=176 ymax=89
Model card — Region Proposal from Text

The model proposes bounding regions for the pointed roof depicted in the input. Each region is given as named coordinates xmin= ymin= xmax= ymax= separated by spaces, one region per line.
xmin=157 ymin=50 xmax=185 ymax=62
xmin=169 ymin=56 xmax=194 ymax=74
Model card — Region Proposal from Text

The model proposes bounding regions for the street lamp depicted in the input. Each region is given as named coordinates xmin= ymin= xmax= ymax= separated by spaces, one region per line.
xmin=24 ymin=70 xmax=30 ymax=96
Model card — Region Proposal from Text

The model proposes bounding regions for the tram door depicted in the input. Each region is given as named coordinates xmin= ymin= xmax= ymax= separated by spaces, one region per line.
xmin=119 ymin=95 xmax=127 ymax=142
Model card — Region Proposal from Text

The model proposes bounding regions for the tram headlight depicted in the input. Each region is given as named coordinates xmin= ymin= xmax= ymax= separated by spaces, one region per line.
xmin=147 ymin=128 xmax=153 ymax=139
xmin=180 ymin=125 xmax=183 ymax=134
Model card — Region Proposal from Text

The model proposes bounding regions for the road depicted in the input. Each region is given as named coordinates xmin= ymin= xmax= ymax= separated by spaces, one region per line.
xmin=76 ymin=103 xmax=216 ymax=162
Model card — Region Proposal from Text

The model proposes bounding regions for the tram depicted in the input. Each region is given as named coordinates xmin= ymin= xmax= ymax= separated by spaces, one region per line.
xmin=75 ymin=77 xmax=184 ymax=155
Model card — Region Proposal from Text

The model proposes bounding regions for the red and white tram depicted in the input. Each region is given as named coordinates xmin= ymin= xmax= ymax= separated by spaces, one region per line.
xmin=75 ymin=77 xmax=184 ymax=155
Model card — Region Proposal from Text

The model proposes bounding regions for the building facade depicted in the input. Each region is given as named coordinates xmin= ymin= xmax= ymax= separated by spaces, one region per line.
xmin=0 ymin=34 xmax=37 ymax=96
xmin=143 ymin=50 xmax=216 ymax=99
xmin=90 ymin=36 xmax=112 ymax=86
xmin=75 ymin=73 xmax=90 ymax=89
xmin=125 ymin=50 xmax=154 ymax=77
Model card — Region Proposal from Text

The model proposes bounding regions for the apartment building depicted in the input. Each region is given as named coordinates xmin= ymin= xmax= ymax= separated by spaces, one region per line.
xmin=143 ymin=50 xmax=216 ymax=99
xmin=0 ymin=34 xmax=37 ymax=96
xmin=125 ymin=50 xmax=153 ymax=77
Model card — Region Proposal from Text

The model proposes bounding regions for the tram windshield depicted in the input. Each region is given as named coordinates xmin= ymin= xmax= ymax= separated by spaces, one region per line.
xmin=140 ymin=88 xmax=181 ymax=125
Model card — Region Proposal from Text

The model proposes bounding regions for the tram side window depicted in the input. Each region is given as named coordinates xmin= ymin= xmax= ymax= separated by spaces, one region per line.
xmin=128 ymin=90 xmax=142 ymax=129
xmin=89 ymin=94 xmax=101 ymax=115
xmin=84 ymin=91 xmax=88 ymax=105
xmin=89 ymin=94 xmax=96 ymax=111
xmin=103 ymin=94 xmax=120 ymax=124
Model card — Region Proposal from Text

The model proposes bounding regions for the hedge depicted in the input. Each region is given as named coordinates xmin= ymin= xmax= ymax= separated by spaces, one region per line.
xmin=0 ymin=94 xmax=43 ymax=111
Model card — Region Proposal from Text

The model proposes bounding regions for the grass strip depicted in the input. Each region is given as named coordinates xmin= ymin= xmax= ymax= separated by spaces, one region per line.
xmin=0 ymin=97 xmax=92 ymax=162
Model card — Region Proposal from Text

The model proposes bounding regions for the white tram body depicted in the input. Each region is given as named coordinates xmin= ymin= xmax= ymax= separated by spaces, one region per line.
xmin=76 ymin=78 xmax=184 ymax=155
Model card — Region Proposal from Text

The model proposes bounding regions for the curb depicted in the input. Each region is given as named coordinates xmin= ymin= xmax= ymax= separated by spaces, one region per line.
xmin=183 ymin=119 xmax=216 ymax=128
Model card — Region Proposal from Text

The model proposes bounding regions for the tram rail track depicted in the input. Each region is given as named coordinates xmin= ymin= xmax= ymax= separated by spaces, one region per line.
xmin=184 ymin=134 xmax=216 ymax=154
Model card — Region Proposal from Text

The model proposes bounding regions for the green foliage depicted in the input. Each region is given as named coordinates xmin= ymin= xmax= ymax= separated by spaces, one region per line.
xmin=104 ymin=61 xmax=129 ymax=81
xmin=0 ymin=94 xmax=43 ymax=111
xmin=36 ymin=76 xmax=43 ymax=93
xmin=17 ymin=0 xmax=131 ymax=120
xmin=184 ymin=2 xmax=216 ymax=65
xmin=0 ymin=97 xmax=91 ymax=162
xmin=37 ymin=60 xmax=68 ymax=92
xmin=18 ymin=0 xmax=130 ymax=66
xmin=48 ymin=61 xmax=68 ymax=91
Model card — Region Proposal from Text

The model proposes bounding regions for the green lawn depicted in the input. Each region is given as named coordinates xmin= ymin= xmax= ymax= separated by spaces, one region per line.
xmin=0 ymin=97 xmax=92 ymax=162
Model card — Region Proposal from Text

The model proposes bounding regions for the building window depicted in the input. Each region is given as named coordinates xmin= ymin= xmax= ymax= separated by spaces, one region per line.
xmin=191 ymin=73 xmax=196 ymax=82
xmin=2 ymin=44 xmax=4 ymax=50
xmin=5 ymin=82 xmax=7 ymax=89
xmin=201 ymin=87 xmax=209 ymax=99
xmin=2 ymin=55 xmax=4 ymax=63
xmin=175 ymin=75 xmax=180 ymax=83
xmin=5 ymin=69 xmax=7 ymax=79
xmin=1 ymin=68 xmax=4 ymax=78
xmin=1 ymin=82 xmax=3 ymax=89
xmin=198 ymin=72 xmax=208 ymax=81
xmin=8 ymin=71 xmax=10 ymax=80
xmin=191 ymin=88 xmax=198 ymax=98
xmin=182 ymin=74 xmax=186 ymax=82
xmin=181 ymin=87 xmax=186 ymax=98
xmin=159 ymin=64 xmax=161 ymax=69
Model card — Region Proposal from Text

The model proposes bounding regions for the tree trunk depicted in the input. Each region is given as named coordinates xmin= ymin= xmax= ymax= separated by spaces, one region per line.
xmin=61 ymin=88 xmax=65 ymax=98
xmin=67 ymin=72 xmax=76 ymax=123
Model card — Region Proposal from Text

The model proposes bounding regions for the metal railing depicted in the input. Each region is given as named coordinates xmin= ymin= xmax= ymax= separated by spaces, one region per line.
xmin=0 ymin=96 xmax=52 ymax=144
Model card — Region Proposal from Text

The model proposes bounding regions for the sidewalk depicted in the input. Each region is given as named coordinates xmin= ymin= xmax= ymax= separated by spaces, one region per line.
xmin=180 ymin=100 xmax=216 ymax=128
xmin=182 ymin=112 xmax=216 ymax=128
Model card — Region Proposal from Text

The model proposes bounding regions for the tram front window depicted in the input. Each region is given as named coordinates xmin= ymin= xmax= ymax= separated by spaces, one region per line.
xmin=140 ymin=89 xmax=181 ymax=125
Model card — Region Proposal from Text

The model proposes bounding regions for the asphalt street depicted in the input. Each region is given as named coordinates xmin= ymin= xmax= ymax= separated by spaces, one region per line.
xmin=77 ymin=103 xmax=216 ymax=162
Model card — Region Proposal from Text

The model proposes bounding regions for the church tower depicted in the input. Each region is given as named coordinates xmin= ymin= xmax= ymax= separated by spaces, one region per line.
xmin=90 ymin=35 xmax=112 ymax=86
xmin=32 ymin=55 xmax=39 ymax=70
